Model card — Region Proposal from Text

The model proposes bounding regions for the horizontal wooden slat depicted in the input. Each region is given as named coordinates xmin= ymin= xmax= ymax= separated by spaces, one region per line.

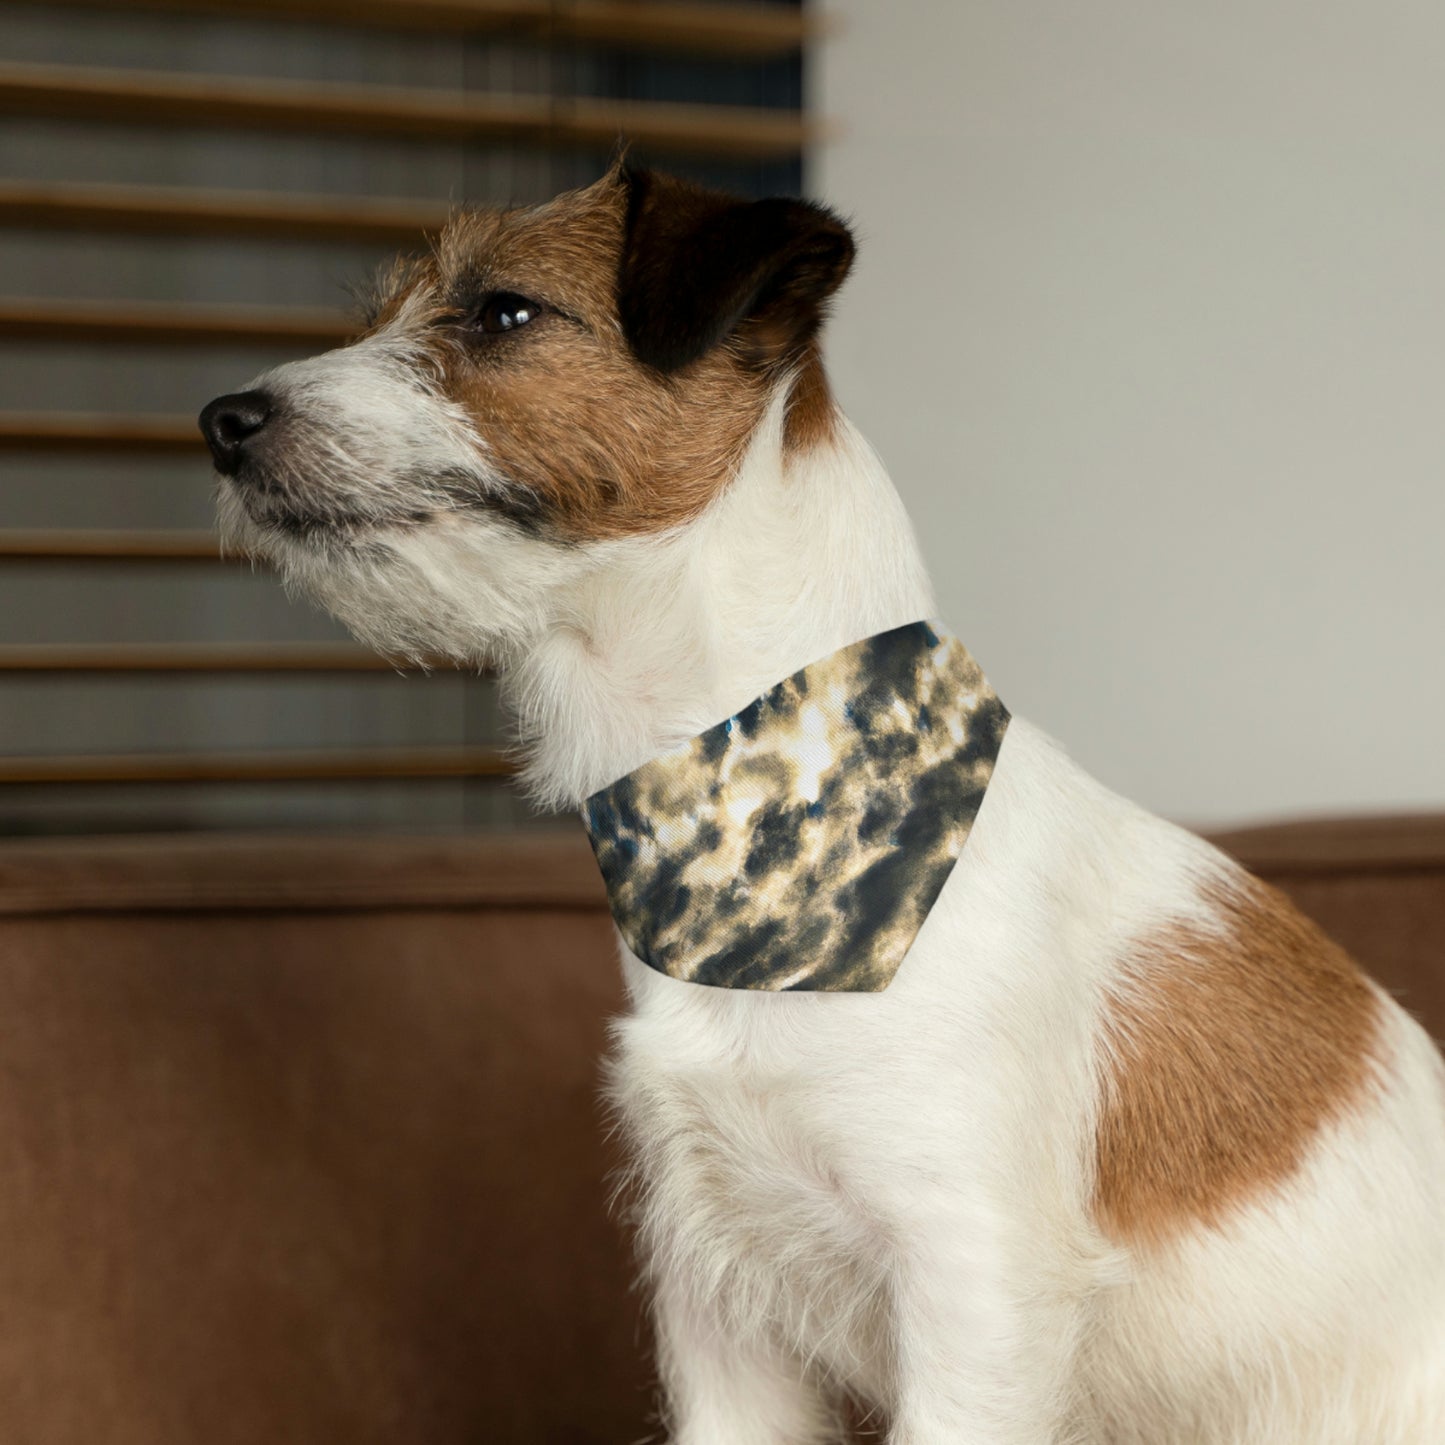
xmin=0 ymin=746 xmax=513 ymax=784
xmin=0 ymin=180 xmax=449 ymax=245
xmin=0 ymin=530 xmax=226 ymax=561
xmin=0 ymin=412 xmax=201 ymax=452
xmin=0 ymin=62 xmax=816 ymax=161
xmin=23 ymin=0 xmax=815 ymax=59
xmin=0 ymin=643 xmax=421 ymax=673
xmin=0 ymin=297 xmax=353 ymax=348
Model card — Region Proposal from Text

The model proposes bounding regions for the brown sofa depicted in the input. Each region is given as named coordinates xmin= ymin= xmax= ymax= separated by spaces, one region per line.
xmin=0 ymin=818 xmax=1439 ymax=1443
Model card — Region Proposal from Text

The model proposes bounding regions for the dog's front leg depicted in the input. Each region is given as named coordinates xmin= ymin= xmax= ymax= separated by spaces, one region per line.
xmin=885 ymin=1225 xmax=1086 ymax=1445
xmin=654 ymin=1274 xmax=842 ymax=1445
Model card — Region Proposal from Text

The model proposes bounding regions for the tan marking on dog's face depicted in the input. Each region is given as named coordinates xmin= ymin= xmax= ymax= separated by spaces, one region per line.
xmin=367 ymin=175 xmax=771 ymax=541
xmin=1094 ymin=875 xmax=1382 ymax=1248
xmin=781 ymin=340 xmax=840 ymax=453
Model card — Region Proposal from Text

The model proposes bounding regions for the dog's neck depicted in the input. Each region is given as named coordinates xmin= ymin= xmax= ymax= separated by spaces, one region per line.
xmin=504 ymin=391 xmax=938 ymax=810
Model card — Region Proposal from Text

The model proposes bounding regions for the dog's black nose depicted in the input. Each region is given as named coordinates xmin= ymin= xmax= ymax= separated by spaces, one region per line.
xmin=199 ymin=390 xmax=273 ymax=475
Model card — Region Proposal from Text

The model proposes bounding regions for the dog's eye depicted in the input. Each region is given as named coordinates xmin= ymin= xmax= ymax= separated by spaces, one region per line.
xmin=474 ymin=292 xmax=542 ymax=335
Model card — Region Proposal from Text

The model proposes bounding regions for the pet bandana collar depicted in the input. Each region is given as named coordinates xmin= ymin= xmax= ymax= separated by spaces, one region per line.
xmin=582 ymin=621 xmax=1009 ymax=992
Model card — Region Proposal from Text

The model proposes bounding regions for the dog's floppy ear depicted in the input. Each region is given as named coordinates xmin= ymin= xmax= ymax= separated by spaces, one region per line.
xmin=618 ymin=166 xmax=855 ymax=375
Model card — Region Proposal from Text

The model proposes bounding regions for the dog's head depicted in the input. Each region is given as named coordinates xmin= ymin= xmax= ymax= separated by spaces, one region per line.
xmin=199 ymin=166 xmax=854 ymax=663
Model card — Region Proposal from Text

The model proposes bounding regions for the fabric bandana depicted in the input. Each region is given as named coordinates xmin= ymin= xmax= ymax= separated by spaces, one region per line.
xmin=582 ymin=621 xmax=1009 ymax=992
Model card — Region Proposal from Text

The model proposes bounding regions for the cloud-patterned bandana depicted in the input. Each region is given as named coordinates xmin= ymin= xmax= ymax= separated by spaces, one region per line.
xmin=582 ymin=621 xmax=1009 ymax=992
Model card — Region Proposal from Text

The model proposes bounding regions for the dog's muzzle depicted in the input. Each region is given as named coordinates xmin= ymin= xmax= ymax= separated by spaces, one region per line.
xmin=199 ymin=390 xmax=274 ymax=476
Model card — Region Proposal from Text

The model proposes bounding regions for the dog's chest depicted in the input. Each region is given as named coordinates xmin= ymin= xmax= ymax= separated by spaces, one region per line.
xmin=611 ymin=995 xmax=893 ymax=1386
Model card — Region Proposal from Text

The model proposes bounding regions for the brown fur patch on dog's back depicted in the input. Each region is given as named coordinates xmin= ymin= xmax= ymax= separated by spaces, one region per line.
xmin=1094 ymin=874 xmax=1382 ymax=1247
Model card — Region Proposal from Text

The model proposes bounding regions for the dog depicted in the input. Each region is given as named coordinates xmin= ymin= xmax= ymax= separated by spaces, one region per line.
xmin=200 ymin=164 xmax=1445 ymax=1443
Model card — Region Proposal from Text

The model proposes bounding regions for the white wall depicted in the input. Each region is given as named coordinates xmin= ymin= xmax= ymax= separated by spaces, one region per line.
xmin=813 ymin=1 xmax=1445 ymax=827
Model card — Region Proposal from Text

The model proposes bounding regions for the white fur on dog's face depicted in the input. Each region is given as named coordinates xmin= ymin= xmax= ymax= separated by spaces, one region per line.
xmin=214 ymin=306 xmax=546 ymax=663
xmin=211 ymin=168 xmax=852 ymax=666
xmin=213 ymin=312 xmax=578 ymax=665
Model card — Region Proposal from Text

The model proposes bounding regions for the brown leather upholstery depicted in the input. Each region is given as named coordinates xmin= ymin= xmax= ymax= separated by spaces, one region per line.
xmin=0 ymin=819 xmax=1439 ymax=1442
xmin=0 ymin=832 xmax=647 ymax=1445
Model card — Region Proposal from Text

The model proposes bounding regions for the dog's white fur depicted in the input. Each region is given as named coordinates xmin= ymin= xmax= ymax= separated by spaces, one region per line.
xmin=216 ymin=233 xmax=1445 ymax=1444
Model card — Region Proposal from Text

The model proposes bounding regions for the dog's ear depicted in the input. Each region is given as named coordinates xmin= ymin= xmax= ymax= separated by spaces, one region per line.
xmin=618 ymin=166 xmax=855 ymax=376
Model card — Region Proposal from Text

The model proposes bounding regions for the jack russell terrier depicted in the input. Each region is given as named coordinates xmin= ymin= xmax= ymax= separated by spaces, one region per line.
xmin=200 ymin=164 xmax=1445 ymax=1444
